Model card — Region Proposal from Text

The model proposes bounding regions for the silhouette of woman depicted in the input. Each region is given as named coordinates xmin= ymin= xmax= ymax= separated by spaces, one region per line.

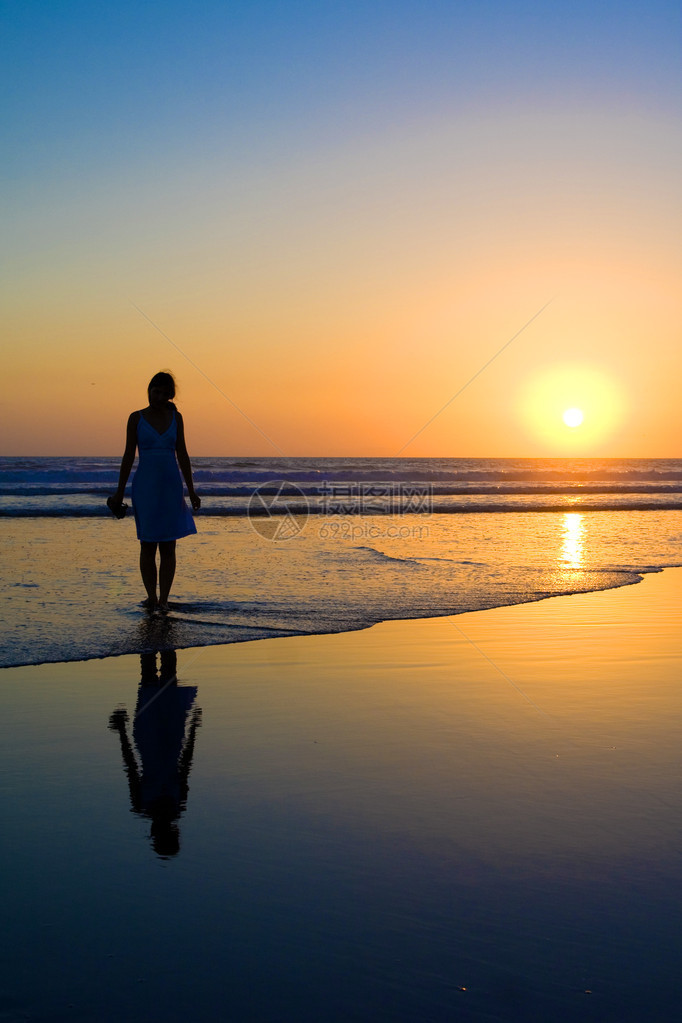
xmin=109 ymin=650 xmax=202 ymax=858
xmin=109 ymin=371 xmax=200 ymax=611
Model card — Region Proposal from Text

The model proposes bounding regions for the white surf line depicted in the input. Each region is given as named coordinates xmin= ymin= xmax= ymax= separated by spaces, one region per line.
xmin=130 ymin=301 xmax=286 ymax=455
xmin=450 ymin=619 xmax=553 ymax=720
xmin=395 ymin=298 xmax=554 ymax=456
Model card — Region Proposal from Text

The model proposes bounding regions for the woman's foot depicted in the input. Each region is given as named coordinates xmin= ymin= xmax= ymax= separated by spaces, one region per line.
xmin=157 ymin=601 xmax=170 ymax=614
xmin=142 ymin=596 xmax=157 ymax=611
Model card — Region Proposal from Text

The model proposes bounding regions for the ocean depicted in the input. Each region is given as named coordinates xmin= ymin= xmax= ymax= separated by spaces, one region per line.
xmin=2 ymin=456 xmax=681 ymax=668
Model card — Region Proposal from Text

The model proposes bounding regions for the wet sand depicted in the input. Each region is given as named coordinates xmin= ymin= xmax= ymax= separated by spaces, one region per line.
xmin=1 ymin=569 xmax=681 ymax=1022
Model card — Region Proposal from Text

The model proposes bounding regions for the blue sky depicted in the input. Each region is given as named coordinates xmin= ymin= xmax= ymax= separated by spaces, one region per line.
xmin=2 ymin=1 xmax=681 ymax=455
xmin=4 ymin=0 xmax=679 ymax=184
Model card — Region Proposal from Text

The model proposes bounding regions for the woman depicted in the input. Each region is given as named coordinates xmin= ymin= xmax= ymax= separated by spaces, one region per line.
xmin=109 ymin=649 xmax=202 ymax=858
xmin=109 ymin=371 xmax=201 ymax=611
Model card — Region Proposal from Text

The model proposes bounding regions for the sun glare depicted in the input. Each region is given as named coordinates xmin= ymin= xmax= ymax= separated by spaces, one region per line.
xmin=519 ymin=364 xmax=624 ymax=451
xmin=563 ymin=407 xmax=584 ymax=428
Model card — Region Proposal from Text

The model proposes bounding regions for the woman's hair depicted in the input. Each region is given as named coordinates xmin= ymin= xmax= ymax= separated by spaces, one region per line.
xmin=147 ymin=371 xmax=176 ymax=401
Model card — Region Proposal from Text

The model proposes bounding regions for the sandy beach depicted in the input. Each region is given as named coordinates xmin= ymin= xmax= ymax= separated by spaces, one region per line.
xmin=1 ymin=568 xmax=681 ymax=1022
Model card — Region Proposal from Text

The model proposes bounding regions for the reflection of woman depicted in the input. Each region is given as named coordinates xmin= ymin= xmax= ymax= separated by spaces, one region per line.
xmin=109 ymin=650 xmax=202 ymax=858
xmin=109 ymin=371 xmax=200 ymax=612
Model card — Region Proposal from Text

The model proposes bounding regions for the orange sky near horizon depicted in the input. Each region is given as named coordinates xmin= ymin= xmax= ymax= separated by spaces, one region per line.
xmin=2 ymin=6 xmax=680 ymax=458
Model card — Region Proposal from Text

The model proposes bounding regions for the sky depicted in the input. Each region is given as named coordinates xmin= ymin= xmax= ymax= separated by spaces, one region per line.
xmin=2 ymin=0 xmax=680 ymax=456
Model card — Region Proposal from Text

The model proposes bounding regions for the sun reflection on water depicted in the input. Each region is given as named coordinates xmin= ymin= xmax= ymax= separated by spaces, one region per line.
xmin=561 ymin=512 xmax=585 ymax=568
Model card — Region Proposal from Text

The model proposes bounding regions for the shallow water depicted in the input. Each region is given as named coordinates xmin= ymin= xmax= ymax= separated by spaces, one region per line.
xmin=2 ymin=509 xmax=682 ymax=666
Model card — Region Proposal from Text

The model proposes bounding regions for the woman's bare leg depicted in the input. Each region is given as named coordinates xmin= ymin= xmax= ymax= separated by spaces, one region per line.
xmin=139 ymin=542 xmax=158 ymax=606
xmin=158 ymin=540 xmax=176 ymax=608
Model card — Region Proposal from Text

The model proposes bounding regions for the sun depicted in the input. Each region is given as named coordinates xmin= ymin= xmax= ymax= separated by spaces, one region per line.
xmin=562 ymin=407 xmax=584 ymax=428
xmin=518 ymin=363 xmax=625 ymax=452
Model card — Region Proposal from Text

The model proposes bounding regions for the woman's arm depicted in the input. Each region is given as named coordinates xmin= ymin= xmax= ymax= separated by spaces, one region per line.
xmin=175 ymin=411 xmax=201 ymax=510
xmin=108 ymin=708 xmax=143 ymax=813
xmin=112 ymin=412 xmax=139 ymax=503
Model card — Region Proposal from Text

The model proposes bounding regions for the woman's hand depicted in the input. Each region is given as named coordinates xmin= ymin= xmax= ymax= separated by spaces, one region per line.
xmin=189 ymin=491 xmax=201 ymax=512
xmin=107 ymin=495 xmax=128 ymax=519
